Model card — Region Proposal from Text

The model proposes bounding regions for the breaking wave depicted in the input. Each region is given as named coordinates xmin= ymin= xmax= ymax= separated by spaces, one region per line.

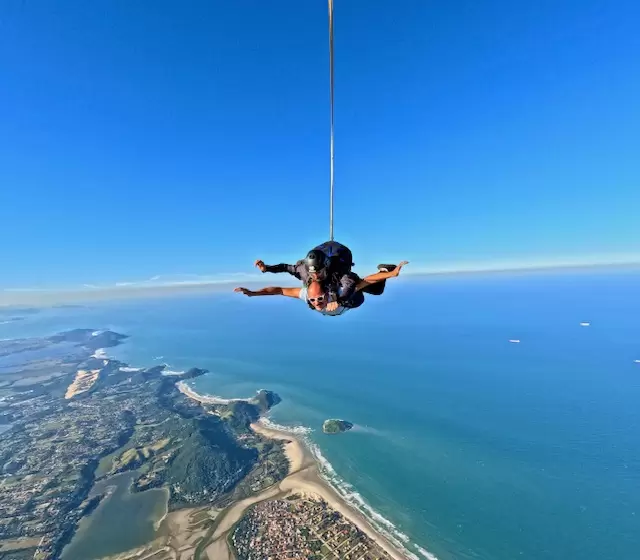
xmin=167 ymin=385 xmax=439 ymax=559
xmin=258 ymin=417 xmax=313 ymax=437
xmin=416 ymin=545 xmax=440 ymax=560
xmin=258 ymin=417 xmax=439 ymax=560
xmin=161 ymin=369 xmax=187 ymax=376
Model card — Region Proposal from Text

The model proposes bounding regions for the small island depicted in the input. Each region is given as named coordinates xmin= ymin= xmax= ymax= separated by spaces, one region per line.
xmin=322 ymin=419 xmax=354 ymax=434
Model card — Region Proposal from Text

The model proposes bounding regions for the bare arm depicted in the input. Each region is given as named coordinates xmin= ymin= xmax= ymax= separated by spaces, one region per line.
xmin=234 ymin=286 xmax=301 ymax=298
xmin=355 ymin=261 xmax=409 ymax=291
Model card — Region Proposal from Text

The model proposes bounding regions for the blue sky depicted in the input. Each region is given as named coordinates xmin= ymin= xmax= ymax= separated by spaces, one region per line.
xmin=1 ymin=0 xmax=640 ymax=289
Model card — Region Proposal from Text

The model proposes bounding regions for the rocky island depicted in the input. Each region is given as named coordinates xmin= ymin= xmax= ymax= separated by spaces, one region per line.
xmin=323 ymin=419 xmax=354 ymax=434
xmin=0 ymin=326 xmax=413 ymax=560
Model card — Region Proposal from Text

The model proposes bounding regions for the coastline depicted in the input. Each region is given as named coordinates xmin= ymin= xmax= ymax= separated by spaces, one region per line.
xmin=1 ymin=327 xmax=426 ymax=560
xmin=177 ymin=381 xmax=416 ymax=560
xmin=176 ymin=380 xmax=245 ymax=405
xmin=251 ymin=420 xmax=414 ymax=560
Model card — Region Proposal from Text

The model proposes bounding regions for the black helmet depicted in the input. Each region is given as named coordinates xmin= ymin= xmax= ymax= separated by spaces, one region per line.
xmin=305 ymin=249 xmax=328 ymax=273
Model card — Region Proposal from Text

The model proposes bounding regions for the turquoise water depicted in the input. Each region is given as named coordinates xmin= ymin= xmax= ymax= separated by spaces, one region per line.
xmin=3 ymin=270 xmax=640 ymax=559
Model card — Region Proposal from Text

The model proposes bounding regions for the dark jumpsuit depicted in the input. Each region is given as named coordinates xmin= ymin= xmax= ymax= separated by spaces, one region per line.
xmin=262 ymin=241 xmax=387 ymax=309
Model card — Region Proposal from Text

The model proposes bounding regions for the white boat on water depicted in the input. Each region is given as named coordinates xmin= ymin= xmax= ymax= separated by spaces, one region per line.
xmin=580 ymin=322 xmax=590 ymax=327
xmin=509 ymin=339 xmax=520 ymax=343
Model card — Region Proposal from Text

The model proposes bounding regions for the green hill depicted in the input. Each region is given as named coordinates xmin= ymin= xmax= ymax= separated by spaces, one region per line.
xmin=322 ymin=419 xmax=354 ymax=434
xmin=163 ymin=417 xmax=258 ymax=507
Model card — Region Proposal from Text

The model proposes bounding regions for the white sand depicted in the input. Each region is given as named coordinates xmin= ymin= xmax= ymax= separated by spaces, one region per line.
xmin=64 ymin=369 xmax=101 ymax=399
xmin=176 ymin=381 xmax=232 ymax=404
xmin=250 ymin=420 xmax=411 ymax=560
xmin=178 ymin=387 xmax=413 ymax=560
xmin=250 ymin=421 xmax=307 ymax=473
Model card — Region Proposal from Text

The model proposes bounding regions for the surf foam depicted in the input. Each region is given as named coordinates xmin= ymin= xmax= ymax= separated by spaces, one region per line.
xmin=173 ymin=385 xmax=439 ymax=559
xmin=161 ymin=369 xmax=187 ymax=376
xmin=262 ymin=417 xmax=439 ymax=560
xmin=416 ymin=545 xmax=440 ymax=560
xmin=258 ymin=417 xmax=313 ymax=437
xmin=306 ymin=439 xmax=423 ymax=559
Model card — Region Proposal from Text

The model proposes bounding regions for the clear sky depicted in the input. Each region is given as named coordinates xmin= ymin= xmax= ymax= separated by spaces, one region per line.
xmin=1 ymin=0 xmax=640 ymax=290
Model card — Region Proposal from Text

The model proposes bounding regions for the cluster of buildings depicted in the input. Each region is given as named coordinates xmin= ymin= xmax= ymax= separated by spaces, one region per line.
xmin=0 ymin=383 xmax=134 ymax=557
xmin=232 ymin=496 xmax=392 ymax=560
xmin=0 ymin=330 xmax=294 ymax=559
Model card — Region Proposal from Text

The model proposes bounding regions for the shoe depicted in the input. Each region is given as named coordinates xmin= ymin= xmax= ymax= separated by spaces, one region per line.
xmin=377 ymin=264 xmax=397 ymax=273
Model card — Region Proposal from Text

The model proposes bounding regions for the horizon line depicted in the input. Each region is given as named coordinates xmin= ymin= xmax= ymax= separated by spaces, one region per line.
xmin=1 ymin=259 xmax=640 ymax=307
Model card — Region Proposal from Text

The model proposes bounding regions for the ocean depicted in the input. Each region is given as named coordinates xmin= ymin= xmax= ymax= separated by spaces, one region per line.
xmin=2 ymin=269 xmax=640 ymax=560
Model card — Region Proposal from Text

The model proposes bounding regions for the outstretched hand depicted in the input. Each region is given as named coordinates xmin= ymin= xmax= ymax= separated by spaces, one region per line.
xmin=326 ymin=301 xmax=339 ymax=312
xmin=254 ymin=260 xmax=267 ymax=273
xmin=393 ymin=261 xmax=410 ymax=276
xmin=234 ymin=287 xmax=254 ymax=297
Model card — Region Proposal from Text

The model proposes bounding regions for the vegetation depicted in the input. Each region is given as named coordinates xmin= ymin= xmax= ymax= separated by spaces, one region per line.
xmin=249 ymin=390 xmax=282 ymax=413
xmin=182 ymin=368 xmax=208 ymax=379
xmin=322 ymin=419 xmax=354 ymax=434
xmin=48 ymin=329 xmax=128 ymax=351
xmin=112 ymin=438 xmax=171 ymax=472
xmin=0 ymin=328 xmax=289 ymax=559
xmin=162 ymin=417 xmax=258 ymax=508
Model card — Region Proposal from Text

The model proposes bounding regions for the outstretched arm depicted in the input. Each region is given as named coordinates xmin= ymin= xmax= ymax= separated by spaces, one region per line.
xmin=234 ymin=286 xmax=301 ymax=298
xmin=254 ymin=260 xmax=299 ymax=277
xmin=355 ymin=261 xmax=409 ymax=291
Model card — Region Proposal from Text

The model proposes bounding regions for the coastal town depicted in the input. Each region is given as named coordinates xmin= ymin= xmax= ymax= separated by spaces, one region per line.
xmin=232 ymin=495 xmax=393 ymax=560
xmin=0 ymin=329 xmax=288 ymax=559
xmin=0 ymin=331 xmax=135 ymax=558
xmin=0 ymin=328 xmax=409 ymax=560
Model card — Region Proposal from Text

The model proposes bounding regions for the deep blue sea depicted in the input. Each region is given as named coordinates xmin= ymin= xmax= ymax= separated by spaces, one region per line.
xmin=3 ymin=269 xmax=640 ymax=560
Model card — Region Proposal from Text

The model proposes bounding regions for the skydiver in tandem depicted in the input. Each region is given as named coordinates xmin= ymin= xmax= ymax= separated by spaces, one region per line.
xmin=233 ymin=240 xmax=409 ymax=316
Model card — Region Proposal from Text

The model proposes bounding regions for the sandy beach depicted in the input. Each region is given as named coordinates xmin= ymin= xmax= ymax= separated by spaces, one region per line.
xmin=250 ymin=420 xmax=412 ymax=560
xmin=249 ymin=421 xmax=307 ymax=473
xmin=176 ymin=381 xmax=236 ymax=405
xmin=177 ymin=383 xmax=413 ymax=560
xmin=205 ymin=418 xmax=413 ymax=560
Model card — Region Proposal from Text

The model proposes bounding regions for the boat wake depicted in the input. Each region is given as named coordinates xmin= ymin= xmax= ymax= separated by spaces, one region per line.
xmin=350 ymin=424 xmax=387 ymax=436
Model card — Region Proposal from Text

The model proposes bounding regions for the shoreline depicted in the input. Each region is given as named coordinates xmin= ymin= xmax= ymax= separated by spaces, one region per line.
xmin=177 ymin=381 xmax=415 ymax=560
xmin=250 ymin=420 xmax=414 ymax=560
xmin=176 ymin=380 xmax=247 ymax=405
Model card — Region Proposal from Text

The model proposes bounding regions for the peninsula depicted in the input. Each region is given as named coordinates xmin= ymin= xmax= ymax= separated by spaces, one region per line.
xmin=0 ymin=328 xmax=412 ymax=560
xmin=0 ymin=329 xmax=287 ymax=559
